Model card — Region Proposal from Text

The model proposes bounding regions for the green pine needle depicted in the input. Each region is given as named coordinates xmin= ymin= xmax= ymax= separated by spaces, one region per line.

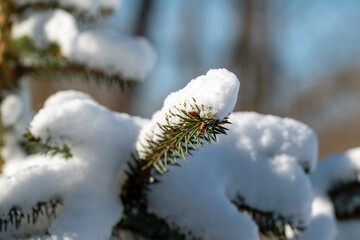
xmin=23 ymin=130 xmax=73 ymax=159
xmin=138 ymin=102 xmax=230 ymax=174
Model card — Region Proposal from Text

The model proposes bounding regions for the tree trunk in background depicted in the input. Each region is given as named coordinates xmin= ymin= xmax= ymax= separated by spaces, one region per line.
xmin=232 ymin=0 xmax=275 ymax=112
xmin=115 ymin=0 xmax=155 ymax=113
xmin=134 ymin=0 xmax=154 ymax=37
xmin=0 ymin=0 xmax=17 ymax=92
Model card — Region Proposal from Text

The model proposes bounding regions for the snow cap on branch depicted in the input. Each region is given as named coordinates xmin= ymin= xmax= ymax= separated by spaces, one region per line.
xmin=299 ymin=147 xmax=360 ymax=240
xmin=12 ymin=0 xmax=121 ymax=16
xmin=147 ymin=112 xmax=317 ymax=240
xmin=12 ymin=9 xmax=79 ymax=56
xmin=11 ymin=10 xmax=155 ymax=81
xmin=135 ymin=68 xmax=239 ymax=159
xmin=71 ymin=29 xmax=156 ymax=81
xmin=311 ymin=147 xmax=360 ymax=194
xmin=1 ymin=90 xmax=146 ymax=239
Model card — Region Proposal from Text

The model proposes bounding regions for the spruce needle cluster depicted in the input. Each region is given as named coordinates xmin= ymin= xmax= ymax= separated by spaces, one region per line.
xmin=23 ymin=130 xmax=73 ymax=159
xmin=138 ymin=100 xmax=230 ymax=174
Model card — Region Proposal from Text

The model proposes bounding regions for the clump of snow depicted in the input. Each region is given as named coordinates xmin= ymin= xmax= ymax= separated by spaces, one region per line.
xmin=136 ymin=68 xmax=240 ymax=159
xmin=0 ymin=90 xmax=147 ymax=240
xmin=44 ymin=10 xmax=78 ymax=56
xmin=12 ymin=9 xmax=79 ymax=54
xmin=147 ymin=112 xmax=317 ymax=240
xmin=297 ymin=195 xmax=337 ymax=240
xmin=11 ymin=9 xmax=155 ymax=81
xmin=1 ymin=94 xmax=23 ymax=126
xmin=299 ymin=147 xmax=360 ymax=240
xmin=12 ymin=0 xmax=120 ymax=16
xmin=71 ymin=29 xmax=156 ymax=80
xmin=311 ymin=147 xmax=360 ymax=194
xmin=1 ymin=78 xmax=34 ymax=162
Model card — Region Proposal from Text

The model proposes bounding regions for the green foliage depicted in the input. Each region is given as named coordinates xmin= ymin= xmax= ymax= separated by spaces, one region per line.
xmin=120 ymin=100 xmax=231 ymax=240
xmin=23 ymin=130 xmax=73 ymax=159
xmin=0 ymin=198 xmax=62 ymax=232
xmin=138 ymin=101 xmax=230 ymax=174
xmin=328 ymin=180 xmax=360 ymax=220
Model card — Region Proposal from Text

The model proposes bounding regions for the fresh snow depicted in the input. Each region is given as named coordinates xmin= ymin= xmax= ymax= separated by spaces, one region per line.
xmin=147 ymin=112 xmax=318 ymax=240
xmin=135 ymin=68 xmax=240 ymax=160
xmin=0 ymin=91 xmax=147 ymax=240
xmin=71 ymin=29 xmax=156 ymax=81
xmin=299 ymin=147 xmax=360 ymax=240
xmin=11 ymin=9 xmax=155 ymax=81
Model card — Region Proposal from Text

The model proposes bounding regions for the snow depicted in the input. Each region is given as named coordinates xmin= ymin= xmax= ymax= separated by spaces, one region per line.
xmin=11 ymin=9 xmax=155 ymax=81
xmin=12 ymin=0 xmax=120 ymax=16
xmin=0 ymin=91 xmax=147 ymax=240
xmin=297 ymin=195 xmax=337 ymax=240
xmin=12 ymin=10 xmax=79 ymax=55
xmin=71 ymin=29 xmax=156 ymax=80
xmin=337 ymin=220 xmax=360 ymax=240
xmin=147 ymin=112 xmax=317 ymax=240
xmin=299 ymin=147 xmax=360 ymax=240
xmin=1 ymin=78 xmax=34 ymax=162
xmin=44 ymin=10 xmax=78 ymax=56
xmin=136 ymin=68 xmax=240 ymax=159
xmin=1 ymin=94 xmax=23 ymax=127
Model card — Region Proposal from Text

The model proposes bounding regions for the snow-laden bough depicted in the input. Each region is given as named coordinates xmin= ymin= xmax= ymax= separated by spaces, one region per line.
xmin=0 ymin=91 xmax=146 ymax=240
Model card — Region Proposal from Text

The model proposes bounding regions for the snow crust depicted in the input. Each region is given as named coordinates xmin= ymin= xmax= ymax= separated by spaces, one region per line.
xmin=11 ymin=9 xmax=155 ymax=81
xmin=12 ymin=0 xmax=120 ymax=16
xmin=299 ymin=147 xmax=360 ymax=240
xmin=0 ymin=91 xmax=146 ymax=240
xmin=136 ymin=68 xmax=240 ymax=159
xmin=147 ymin=112 xmax=317 ymax=240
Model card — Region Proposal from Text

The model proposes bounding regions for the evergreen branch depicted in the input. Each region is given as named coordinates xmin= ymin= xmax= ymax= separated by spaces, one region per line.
xmin=232 ymin=195 xmax=304 ymax=240
xmin=10 ymin=37 xmax=137 ymax=89
xmin=138 ymin=103 xmax=230 ymax=174
xmin=13 ymin=2 xmax=114 ymax=22
xmin=112 ymin=202 xmax=186 ymax=240
xmin=0 ymin=197 xmax=62 ymax=232
xmin=328 ymin=180 xmax=360 ymax=220
xmin=22 ymin=130 xmax=72 ymax=159
xmin=120 ymin=101 xmax=231 ymax=240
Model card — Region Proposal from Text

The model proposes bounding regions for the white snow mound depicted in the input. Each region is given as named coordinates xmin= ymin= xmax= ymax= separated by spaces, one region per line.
xmin=147 ymin=112 xmax=318 ymax=240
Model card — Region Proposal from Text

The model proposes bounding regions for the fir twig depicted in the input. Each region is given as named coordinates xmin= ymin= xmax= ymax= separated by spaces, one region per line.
xmin=120 ymin=101 xmax=231 ymax=239
xmin=138 ymin=102 xmax=230 ymax=174
xmin=22 ymin=130 xmax=72 ymax=159
xmin=0 ymin=197 xmax=62 ymax=232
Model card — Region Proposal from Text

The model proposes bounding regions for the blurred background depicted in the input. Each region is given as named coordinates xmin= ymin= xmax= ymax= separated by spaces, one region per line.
xmin=30 ymin=0 xmax=360 ymax=159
